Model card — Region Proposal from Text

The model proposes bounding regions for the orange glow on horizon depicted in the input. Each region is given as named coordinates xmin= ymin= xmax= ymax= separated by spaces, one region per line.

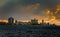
xmin=18 ymin=20 xmax=30 ymax=22
xmin=0 ymin=20 xmax=8 ymax=23
xmin=0 ymin=19 xmax=59 ymax=25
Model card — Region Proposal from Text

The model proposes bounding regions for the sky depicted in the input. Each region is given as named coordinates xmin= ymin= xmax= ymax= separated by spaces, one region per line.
xmin=0 ymin=0 xmax=60 ymax=25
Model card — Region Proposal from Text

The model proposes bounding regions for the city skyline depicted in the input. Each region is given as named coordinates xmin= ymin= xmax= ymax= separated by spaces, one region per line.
xmin=0 ymin=17 xmax=60 ymax=26
xmin=0 ymin=0 xmax=60 ymax=25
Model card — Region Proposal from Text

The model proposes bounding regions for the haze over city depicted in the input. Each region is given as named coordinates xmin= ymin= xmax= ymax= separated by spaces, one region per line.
xmin=0 ymin=0 xmax=60 ymax=25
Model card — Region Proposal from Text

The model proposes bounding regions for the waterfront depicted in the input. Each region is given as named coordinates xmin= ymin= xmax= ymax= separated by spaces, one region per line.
xmin=0 ymin=25 xmax=60 ymax=37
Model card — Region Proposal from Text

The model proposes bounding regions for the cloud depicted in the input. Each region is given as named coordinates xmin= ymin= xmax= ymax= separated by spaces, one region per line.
xmin=0 ymin=0 xmax=60 ymax=21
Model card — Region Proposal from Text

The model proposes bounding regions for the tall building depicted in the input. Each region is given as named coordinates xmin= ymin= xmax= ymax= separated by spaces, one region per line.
xmin=8 ymin=17 xmax=14 ymax=24
xmin=31 ymin=18 xmax=38 ymax=25
xmin=41 ymin=20 xmax=47 ymax=26
xmin=15 ymin=20 xmax=17 ymax=24
xmin=42 ymin=20 xmax=45 ymax=24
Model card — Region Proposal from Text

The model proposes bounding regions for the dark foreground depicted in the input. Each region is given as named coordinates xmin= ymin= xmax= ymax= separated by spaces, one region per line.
xmin=0 ymin=25 xmax=60 ymax=37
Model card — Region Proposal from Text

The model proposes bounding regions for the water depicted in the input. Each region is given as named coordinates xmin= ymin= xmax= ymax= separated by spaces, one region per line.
xmin=0 ymin=25 xmax=60 ymax=37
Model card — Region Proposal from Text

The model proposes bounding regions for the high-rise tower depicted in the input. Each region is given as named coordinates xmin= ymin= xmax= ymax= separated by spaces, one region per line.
xmin=8 ymin=17 xmax=14 ymax=24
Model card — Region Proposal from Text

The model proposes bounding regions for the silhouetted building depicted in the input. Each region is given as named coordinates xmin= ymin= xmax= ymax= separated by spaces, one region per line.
xmin=40 ymin=20 xmax=48 ymax=26
xmin=47 ymin=22 xmax=50 ymax=25
xmin=31 ymin=18 xmax=38 ymax=25
xmin=14 ymin=20 xmax=18 ymax=25
xmin=42 ymin=20 xmax=45 ymax=24
xmin=8 ymin=17 xmax=14 ymax=24
xmin=15 ymin=20 xmax=17 ymax=23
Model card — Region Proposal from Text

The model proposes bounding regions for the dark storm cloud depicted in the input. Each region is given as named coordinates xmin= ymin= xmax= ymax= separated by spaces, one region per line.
xmin=1 ymin=0 xmax=58 ymax=11
xmin=0 ymin=0 xmax=60 ymax=20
